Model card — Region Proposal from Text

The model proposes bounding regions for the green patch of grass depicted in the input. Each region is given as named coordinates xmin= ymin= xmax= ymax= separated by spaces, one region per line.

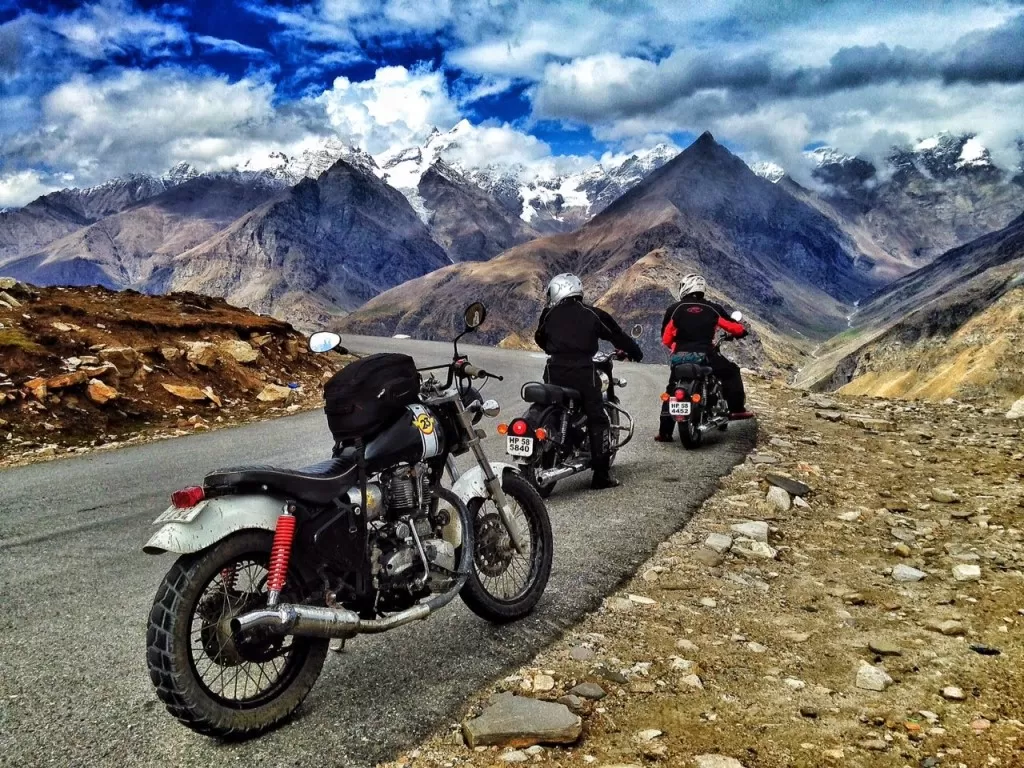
xmin=0 ymin=328 xmax=45 ymax=354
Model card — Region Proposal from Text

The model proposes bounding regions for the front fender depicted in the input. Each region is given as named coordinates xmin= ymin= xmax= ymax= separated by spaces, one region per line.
xmin=451 ymin=462 xmax=521 ymax=506
xmin=143 ymin=495 xmax=285 ymax=556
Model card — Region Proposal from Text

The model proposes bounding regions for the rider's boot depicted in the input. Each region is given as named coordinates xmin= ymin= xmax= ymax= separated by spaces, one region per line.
xmin=590 ymin=454 xmax=620 ymax=490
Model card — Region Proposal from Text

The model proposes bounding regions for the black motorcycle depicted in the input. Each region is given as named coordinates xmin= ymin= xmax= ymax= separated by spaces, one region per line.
xmin=143 ymin=303 xmax=552 ymax=737
xmin=663 ymin=311 xmax=751 ymax=449
xmin=503 ymin=327 xmax=642 ymax=497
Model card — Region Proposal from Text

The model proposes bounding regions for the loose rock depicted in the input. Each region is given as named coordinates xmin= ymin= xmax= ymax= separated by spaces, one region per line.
xmin=765 ymin=473 xmax=811 ymax=497
xmin=86 ymin=379 xmax=119 ymax=406
xmin=891 ymin=564 xmax=927 ymax=582
xmin=730 ymin=521 xmax=769 ymax=543
xmin=462 ymin=695 xmax=582 ymax=748
xmin=952 ymin=564 xmax=981 ymax=582
xmin=766 ymin=486 xmax=791 ymax=511
xmin=856 ymin=661 xmax=894 ymax=692
xmin=704 ymin=533 xmax=734 ymax=553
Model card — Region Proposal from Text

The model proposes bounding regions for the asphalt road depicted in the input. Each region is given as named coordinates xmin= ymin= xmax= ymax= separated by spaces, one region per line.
xmin=0 ymin=336 xmax=756 ymax=767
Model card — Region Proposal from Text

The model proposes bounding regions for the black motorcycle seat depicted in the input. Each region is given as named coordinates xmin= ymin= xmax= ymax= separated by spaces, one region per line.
xmin=204 ymin=459 xmax=357 ymax=505
xmin=672 ymin=363 xmax=714 ymax=380
xmin=522 ymin=382 xmax=580 ymax=406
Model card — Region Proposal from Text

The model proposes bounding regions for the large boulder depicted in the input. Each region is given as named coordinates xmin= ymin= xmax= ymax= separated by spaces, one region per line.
xmin=98 ymin=347 xmax=139 ymax=375
xmin=183 ymin=342 xmax=218 ymax=369
xmin=219 ymin=339 xmax=259 ymax=364
xmin=86 ymin=379 xmax=119 ymax=405
xmin=462 ymin=695 xmax=582 ymax=748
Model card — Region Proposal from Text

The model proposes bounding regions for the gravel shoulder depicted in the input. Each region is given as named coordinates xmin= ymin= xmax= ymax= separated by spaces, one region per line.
xmin=385 ymin=379 xmax=1024 ymax=768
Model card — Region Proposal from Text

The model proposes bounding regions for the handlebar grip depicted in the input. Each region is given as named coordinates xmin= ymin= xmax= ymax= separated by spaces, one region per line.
xmin=461 ymin=363 xmax=503 ymax=381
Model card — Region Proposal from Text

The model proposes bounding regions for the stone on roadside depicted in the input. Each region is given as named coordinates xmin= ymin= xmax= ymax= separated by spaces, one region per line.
xmin=86 ymin=379 xmax=119 ymax=405
xmin=930 ymin=488 xmax=960 ymax=504
xmin=734 ymin=541 xmax=777 ymax=560
xmin=694 ymin=755 xmax=746 ymax=768
xmin=705 ymin=532 xmax=733 ymax=553
xmin=694 ymin=548 xmax=725 ymax=567
xmin=46 ymin=370 xmax=88 ymax=389
xmin=163 ymin=383 xmax=214 ymax=403
xmin=923 ymin=619 xmax=966 ymax=636
xmin=532 ymin=674 xmax=555 ymax=692
xmin=731 ymin=521 xmax=769 ymax=543
xmin=569 ymin=646 xmax=595 ymax=662
xmin=183 ymin=341 xmax=218 ymax=369
xmin=766 ymin=486 xmax=791 ymax=511
xmin=841 ymin=414 xmax=897 ymax=431
xmin=700 ymin=597 xmax=717 ymax=608
xmin=891 ymin=564 xmax=927 ymax=583
xmin=868 ymin=639 xmax=901 ymax=656
xmin=567 ymin=682 xmax=606 ymax=700
xmin=219 ymin=339 xmax=259 ymax=364
xmin=1005 ymin=398 xmax=1024 ymax=419
xmin=98 ymin=347 xmax=138 ymax=373
xmin=856 ymin=661 xmax=894 ymax=692
xmin=256 ymin=384 xmax=294 ymax=403
xmin=766 ymin=473 xmax=811 ymax=497
xmin=499 ymin=750 xmax=529 ymax=763
xmin=941 ymin=686 xmax=966 ymax=701
xmin=952 ymin=564 xmax=981 ymax=582
xmin=462 ymin=695 xmax=581 ymax=748
xmin=606 ymin=597 xmax=633 ymax=613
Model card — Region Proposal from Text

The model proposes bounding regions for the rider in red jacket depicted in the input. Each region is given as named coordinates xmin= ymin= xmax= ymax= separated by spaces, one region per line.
xmin=657 ymin=273 xmax=752 ymax=441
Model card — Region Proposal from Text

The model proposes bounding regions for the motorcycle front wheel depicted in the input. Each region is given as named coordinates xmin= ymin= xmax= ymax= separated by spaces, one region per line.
xmin=146 ymin=530 xmax=329 ymax=738
xmin=460 ymin=473 xmax=553 ymax=623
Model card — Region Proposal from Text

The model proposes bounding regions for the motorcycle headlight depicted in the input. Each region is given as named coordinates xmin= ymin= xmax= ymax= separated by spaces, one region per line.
xmin=597 ymin=371 xmax=610 ymax=393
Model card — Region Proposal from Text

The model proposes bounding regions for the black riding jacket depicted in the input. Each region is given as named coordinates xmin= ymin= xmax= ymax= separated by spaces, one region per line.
xmin=535 ymin=299 xmax=643 ymax=362
xmin=661 ymin=294 xmax=746 ymax=353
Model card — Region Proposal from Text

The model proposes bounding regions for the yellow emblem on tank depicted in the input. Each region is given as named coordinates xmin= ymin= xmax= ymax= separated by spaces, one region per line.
xmin=414 ymin=413 xmax=435 ymax=435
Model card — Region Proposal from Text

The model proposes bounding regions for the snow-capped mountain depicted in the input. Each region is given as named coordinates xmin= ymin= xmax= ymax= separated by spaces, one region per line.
xmin=375 ymin=123 xmax=678 ymax=232
xmin=750 ymin=161 xmax=785 ymax=183
xmin=255 ymin=138 xmax=382 ymax=185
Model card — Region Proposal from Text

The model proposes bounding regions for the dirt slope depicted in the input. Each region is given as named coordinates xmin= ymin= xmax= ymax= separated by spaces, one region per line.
xmin=0 ymin=280 xmax=344 ymax=465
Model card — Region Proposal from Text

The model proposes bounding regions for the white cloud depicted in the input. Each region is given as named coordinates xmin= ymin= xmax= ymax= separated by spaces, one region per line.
xmin=51 ymin=0 xmax=188 ymax=60
xmin=0 ymin=170 xmax=58 ymax=207
xmin=317 ymin=65 xmax=462 ymax=154
xmin=194 ymin=35 xmax=268 ymax=58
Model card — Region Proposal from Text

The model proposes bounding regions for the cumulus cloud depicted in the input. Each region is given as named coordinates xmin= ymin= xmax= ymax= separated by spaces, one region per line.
xmin=0 ymin=170 xmax=59 ymax=208
xmin=317 ymin=65 xmax=462 ymax=153
xmin=51 ymin=0 xmax=189 ymax=60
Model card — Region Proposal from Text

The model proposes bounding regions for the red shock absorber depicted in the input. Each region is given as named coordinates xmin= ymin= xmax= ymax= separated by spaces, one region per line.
xmin=266 ymin=511 xmax=296 ymax=605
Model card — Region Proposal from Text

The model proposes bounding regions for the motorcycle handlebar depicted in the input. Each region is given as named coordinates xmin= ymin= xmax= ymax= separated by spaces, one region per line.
xmin=461 ymin=363 xmax=503 ymax=381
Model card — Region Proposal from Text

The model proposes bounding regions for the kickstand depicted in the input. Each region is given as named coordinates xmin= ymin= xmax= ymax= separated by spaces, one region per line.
xmin=329 ymin=639 xmax=346 ymax=654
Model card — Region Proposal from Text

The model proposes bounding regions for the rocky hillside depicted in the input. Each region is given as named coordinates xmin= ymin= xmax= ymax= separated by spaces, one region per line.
xmin=0 ymin=279 xmax=345 ymax=465
xmin=0 ymin=164 xmax=200 ymax=264
xmin=387 ymin=380 xmax=1024 ymax=768
xmin=797 ymin=213 xmax=1024 ymax=405
xmin=417 ymin=161 xmax=540 ymax=262
xmin=342 ymin=132 xmax=879 ymax=353
xmin=775 ymin=135 xmax=1024 ymax=280
xmin=1 ymin=175 xmax=283 ymax=290
xmin=147 ymin=158 xmax=450 ymax=327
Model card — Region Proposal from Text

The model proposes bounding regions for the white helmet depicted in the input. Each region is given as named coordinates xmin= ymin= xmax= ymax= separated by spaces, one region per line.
xmin=545 ymin=273 xmax=583 ymax=306
xmin=678 ymin=273 xmax=707 ymax=299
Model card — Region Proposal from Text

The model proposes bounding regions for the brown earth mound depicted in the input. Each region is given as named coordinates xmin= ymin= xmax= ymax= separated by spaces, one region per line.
xmin=0 ymin=280 xmax=345 ymax=465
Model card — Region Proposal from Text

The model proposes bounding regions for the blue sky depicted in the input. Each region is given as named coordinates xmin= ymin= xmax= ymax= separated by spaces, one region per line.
xmin=1 ymin=0 xmax=1023 ymax=205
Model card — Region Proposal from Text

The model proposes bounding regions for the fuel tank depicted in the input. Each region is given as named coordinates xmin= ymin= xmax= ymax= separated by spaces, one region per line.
xmin=364 ymin=404 xmax=445 ymax=471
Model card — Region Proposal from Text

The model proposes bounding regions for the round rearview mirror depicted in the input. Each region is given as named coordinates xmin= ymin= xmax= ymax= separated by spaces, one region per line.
xmin=464 ymin=302 xmax=487 ymax=330
xmin=630 ymin=324 xmax=644 ymax=338
xmin=730 ymin=311 xmax=743 ymax=323
xmin=481 ymin=399 xmax=500 ymax=418
xmin=308 ymin=331 xmax=342 ymax=353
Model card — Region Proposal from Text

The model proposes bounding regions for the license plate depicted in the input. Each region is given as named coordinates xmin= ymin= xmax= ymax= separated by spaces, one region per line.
xmin=669 ymin=400 xmax=692 ymax=416
xmin=153 ymin=500 xmax=208 ymax=525
xmin=506 ymin=436 xmax=535 ymax=457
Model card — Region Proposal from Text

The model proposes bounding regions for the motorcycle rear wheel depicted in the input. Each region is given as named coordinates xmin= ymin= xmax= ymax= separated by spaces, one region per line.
xmin=679 ymin=416 xmax=703 ymax=449
xmin=146 ymin=530 xmax=329 ymax=738
xmin=460 ymin=473 xmax=553 ymax=623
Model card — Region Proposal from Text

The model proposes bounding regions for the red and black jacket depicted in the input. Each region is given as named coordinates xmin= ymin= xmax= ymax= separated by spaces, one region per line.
xmin=661 ymin=295 xmax=745 ymax=353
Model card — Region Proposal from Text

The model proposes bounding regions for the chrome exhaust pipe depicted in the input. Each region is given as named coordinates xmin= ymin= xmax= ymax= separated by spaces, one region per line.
xmin=231 ymin=602 xmax=431 ymax=640
xmin=536 ymin=462 xmax=587 ymax=485
xmin=699 ymin=416 xmax=729 ymax=433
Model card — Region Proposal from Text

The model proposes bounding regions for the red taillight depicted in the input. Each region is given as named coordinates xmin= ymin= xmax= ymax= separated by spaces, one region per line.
xmin=511 ymin=419 xmax=529 ymax=436
xmin=171 ymin=486 xmax=205 ymax=508
xmin=674 ymin=389 xmax=685 ymax=400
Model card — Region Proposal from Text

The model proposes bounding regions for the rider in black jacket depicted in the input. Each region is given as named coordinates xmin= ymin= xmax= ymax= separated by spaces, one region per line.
xmin=535 ymin=273 xmax=643 ymax=489
xmin=658 ymin=273 xmax=752 ymax=441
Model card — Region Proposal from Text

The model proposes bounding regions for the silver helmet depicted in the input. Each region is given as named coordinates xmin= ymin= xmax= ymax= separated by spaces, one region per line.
xmin=545 ymin=273 xmax=583 ymax=306
xmin=677 ymin=273 xmax=707 ymax=300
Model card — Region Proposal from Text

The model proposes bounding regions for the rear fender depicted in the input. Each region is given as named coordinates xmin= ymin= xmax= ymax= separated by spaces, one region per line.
xmin=451 ymin=462 xmax=521 ymax=506
xmin=143 ymin=494 xmax=286 ymax=555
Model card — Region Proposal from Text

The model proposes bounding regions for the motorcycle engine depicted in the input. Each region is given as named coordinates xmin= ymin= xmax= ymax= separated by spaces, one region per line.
xmin=370 ymin=463 xmax=458 ymax=610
